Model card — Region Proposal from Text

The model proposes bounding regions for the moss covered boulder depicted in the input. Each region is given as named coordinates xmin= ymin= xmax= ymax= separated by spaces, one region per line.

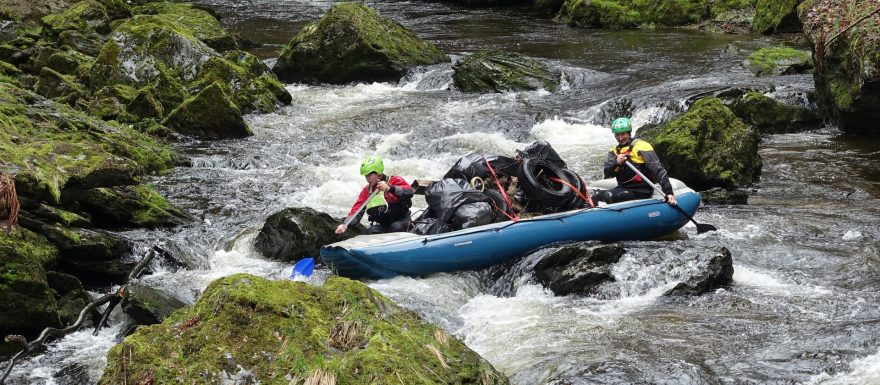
xmin=40 ymin=0 xmax=130 ymax=36
xmin=453 ymin=50 xmax=559 ymax=93
xmin=99 ymin=274 xmax=508 ymax=384
xmin=727 ymin=91 xmax=821 ymax=134
xmin=0 ymin=227 xmax=62 ymax=339
xmin=123 ymin=284 xmax=187 ymax=325
xmin=254 ymin=207 xmax=341 ymax=262
xmin=799 ymin=0 xmax=880 ymax=133
xmin=752 ymin=0 xmax=803 ymax=34
xmin=556 ymin=0 xmax=756 ymax=29
xmin=746 ymin=46 xmax=812 ymax=76
xmin=61 ymin=185 xmax=191 ymax=229
xmin=131 ymin=2 xmax=235 ymax=52
xmin=161 ymin=82 xmax=251 ymax=139
xmin=273 ymin=2 xmax=449 ymax=84
xmin=638 ymin=97 xmax=762 ymax=190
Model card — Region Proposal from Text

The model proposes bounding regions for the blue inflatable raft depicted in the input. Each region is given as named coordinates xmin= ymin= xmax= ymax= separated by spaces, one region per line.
xmin=320 ymin=178 xmax=701 ymax=279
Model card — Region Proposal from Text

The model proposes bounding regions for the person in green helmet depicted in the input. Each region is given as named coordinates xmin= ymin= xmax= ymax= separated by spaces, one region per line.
xmin=335 ymin=156 xmax=414 ymax=235
xmin=595 ymin=117 xmax=677 ymax=206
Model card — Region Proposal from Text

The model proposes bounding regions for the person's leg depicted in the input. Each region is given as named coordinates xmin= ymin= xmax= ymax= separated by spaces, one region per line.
xmin=366 ymin=224 xmax=387 ymax=234
xmin=598 ymin=187 xmax=652 ymax=203
xmin=387 ymin=218 xmax=411 ymax=233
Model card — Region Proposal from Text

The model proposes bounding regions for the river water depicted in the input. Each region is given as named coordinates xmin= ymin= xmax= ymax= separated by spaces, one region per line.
xmin=6 ymin=1 xmax=880 ymax=384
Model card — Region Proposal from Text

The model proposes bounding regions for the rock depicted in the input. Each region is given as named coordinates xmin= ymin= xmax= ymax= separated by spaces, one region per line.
xmin=35 ymin=66 xmax=87 ymax=105
xmin=556 ymin=0 xmax=639 ymax=29
xmin=32 ymin=222 xmax=129 ymax=262
xmin=193 ymin=51 xmax=291 ymax=113
xmin=637 ymin=97 xmax=762 ymax=190
xmin=699 ymin=187 xmax=749 ymax=205
xmin=273 ymin=2 xmax=449 ymax=84
xmin=664 ymin=247 xmax=734 ymax=296
xmin=253 ymin=207 xmax=341 ymax=262
xmin=752 ymin=0 xmax=803 ymax=34
xmin=131 ymin=2 xmax=236 ymax=52
xmin=62 ymin=185 xmax=190 ymax=229
xmin=87 ymin=84 xmax=138 ymax=120
xmin=799 ymin=0 xmax=880 ymax=134
xmin=46 ymin=271 xmax=95 ymax=327
xmin=98 ymin=274 xmax=509 ymax=384
xmin=161 ymin=82 xmax=252 ymax=139
xmin=40 ymin=0 xmax=130 ymax=36
xmin=746 ymin=46 xmax=813 ymax=77
xmin=533 ymin=242 xmax=625 ymax=296
xmin=58 ymin=29 xmax=103 ymax=56
xmin=452 ymin=50 xmax=559 ymax=93
xmin=126 ymin=87 xmax=164 ymax=120
xmin=123 ymin=284 xmax=187 ymax=325
xmin=726 ymin=91 xmax=822 ymax=134
xmin=0 ymin=227 xmax=62 ymax=339
xmin=556 ymin=0 xmax=754 ymax=29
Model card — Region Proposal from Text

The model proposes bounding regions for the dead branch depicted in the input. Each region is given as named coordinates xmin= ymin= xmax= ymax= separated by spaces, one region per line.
xmin=1 ymin=247 xmax=158 ymax=384
xmin=827 ymin=5 xmax=880 ymax=46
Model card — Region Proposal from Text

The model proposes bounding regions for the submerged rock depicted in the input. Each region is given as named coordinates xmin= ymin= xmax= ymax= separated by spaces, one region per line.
xmin=452 ymin=50 xmax=559 ymax=93
xmin=638 ymin=97 xmax=762 ymax=191
xmin=664 ymin=247 xmax=734 ymax=296
xmin=273 ymin=2 xmax=449 ymax=84
xmin=699 ymin=187 xmax=749 ymax=205
xmin=799 ymin=0 xmax=880 ymax=133
xmin=533 ymin=242 xmax=625 ymax=296
xmin=98 ymin=274 xmax=509 ymax=384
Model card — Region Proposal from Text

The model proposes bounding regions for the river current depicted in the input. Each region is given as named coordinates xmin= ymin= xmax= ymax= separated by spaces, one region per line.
xmin=6 ymin=1 xmax=880 ymax=384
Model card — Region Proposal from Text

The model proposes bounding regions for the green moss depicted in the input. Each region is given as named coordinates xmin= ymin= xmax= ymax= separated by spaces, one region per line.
xmin=132 ymin=2 xmax=235 ymax=51
xmin=452 ymin=50 xmax=559 ymax=92
xmin=0 ymin=228 xmax=61 ymax=336
xmin=728 ymin=92 xmax=821 ymax=134
xmin=558 ymin=0 xmax=757 ymax=29
xmin=747 ymin=46 xmax=811 ymax=76
xmin=752 ymin=0 xmax=801 ymax=33
xmin=99 ymin=274 xmax=507 ymax=384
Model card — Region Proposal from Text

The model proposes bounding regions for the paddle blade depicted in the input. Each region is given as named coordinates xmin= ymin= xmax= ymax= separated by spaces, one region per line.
xmin=695 ymin=223 xmax=717 ymax=234
xmin=290 ymin=257 xmax=315 ymax=280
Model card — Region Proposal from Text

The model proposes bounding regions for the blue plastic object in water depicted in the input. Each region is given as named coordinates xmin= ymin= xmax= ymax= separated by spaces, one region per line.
xmin=290 ymin=257 xmax=315 ymax=279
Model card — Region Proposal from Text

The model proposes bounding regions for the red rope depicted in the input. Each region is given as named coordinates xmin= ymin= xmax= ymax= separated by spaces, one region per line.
xmin=549 ymin=177 xmax=594 ymax=208
xmin=483 ymin=156 xmax=519 ymax=221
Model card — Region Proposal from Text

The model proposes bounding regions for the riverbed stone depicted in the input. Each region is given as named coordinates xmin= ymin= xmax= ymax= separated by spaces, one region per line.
xmin=254 ymin=207 xmax=346 ymax=262
xmin=799 ymin=0 xmax=880 ymax=134
xmin=46 ymin=270 xmax=94 ymax=326
xmin=131 ymin=2 xmax=236 ymax=52
xmin=727 ymin=91 xmax=822 ymax=134
xmin=98 ymin=274 xmax=509 ymax=384
xmin=752 ymin=0 xmax=803 ymax=34
xmin=123 ymin=284 xmax=187 ymax=325
xmin=273 ymin=2 xmax=449 ymax=84
xmin=452 ymin=50 xmax=559 ymax=93
xmin=40 ymin=0 xmax=129 ymax=37
xmin=533 ymin=242 xmax=626 ymax=296
xmin=699 ymin=187 xmax=749 ymax=205
xmin=664 ymin=247 xmax=734 ymax=296
xmin=637 ymin=97 xmax=762 ymax=190
xmin=746 ymin=46 xmax=813 ymax=77
xmin=556 ymin=0 xmax=754 ymax=29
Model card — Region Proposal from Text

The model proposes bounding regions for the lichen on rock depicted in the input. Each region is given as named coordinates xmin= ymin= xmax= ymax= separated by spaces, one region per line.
xmin=452 ymin=50 xmax=559 ymax=93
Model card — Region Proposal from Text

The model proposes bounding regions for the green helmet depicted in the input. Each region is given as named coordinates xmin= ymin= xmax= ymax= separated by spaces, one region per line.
xmin=611 ymin=117 xmax=632 ymax=133
xmin=359 ymin=156 xmax=384 ymax=176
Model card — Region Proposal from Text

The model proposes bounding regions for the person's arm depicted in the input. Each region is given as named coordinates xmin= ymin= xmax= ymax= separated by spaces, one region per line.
xmin=639 ymin=148 xmax=674 ymax=196
xmin=386 ymin=176 xmax=414 ymax=200
xmin=336 ymin=187 xmax=369 ymax=234
xmin=602 ymin=150 xmax=619 ymax=178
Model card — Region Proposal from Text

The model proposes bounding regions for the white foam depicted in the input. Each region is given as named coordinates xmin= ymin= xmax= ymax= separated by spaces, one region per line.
xmin=733 ymin=265 xmax=830 ymax=296
xmin=842 ymin=230 xmax=862 ymax=240
xmin=805 ymin=348 xmax=880 ymax=385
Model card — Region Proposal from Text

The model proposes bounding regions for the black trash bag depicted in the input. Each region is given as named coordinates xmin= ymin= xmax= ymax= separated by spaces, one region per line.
xmin=518 ymin=141 xmax=566 ymax=169
xmin=451 ymin=202 xmax=494 ymax=230
xmin=425 ymin=179 xmax=491 ymax=223
xmin=484 ymin=188 xmax=514 ymax=222
xmin=443 ymin=154 xmax=519 ymax=181
xmin=410 ymin=217 xmax=452 ymax=235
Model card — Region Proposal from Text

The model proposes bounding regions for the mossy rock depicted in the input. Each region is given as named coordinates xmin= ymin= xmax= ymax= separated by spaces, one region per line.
xmin=123 ymin=284 xmax=187 ymax=325
xmin=35 ymin=66 xmax=88 ymax=105
xmin=27 ymin=221 xmax=129 ymax=262
xmin=0 ymin=227 xmax=62 ymax=338
xmin=46 ymin=271 xmax=93 ymax=326
xmin=274 ymin=2 xmax=449 ymax=84
xmin=746 ymin=46 xmax=812 ymax=76
xmin=58 ymin=29 xmax=103 ymax=56
xmin=62 ymin=185 xmax=190 ymax=229
xmin=40 ymin=0 xmax=130 ymax=36
xmin=752 ymin=0 xmax=802 ymax=34
xmin=98 ymin=274 xmax=509 ymax=385
xmin=88 ymin=84 xmax=138 ymax=119
xmin=1 ymin=82 xmax=174 ymax=204
xmin=126 ymin=87 xmax=164 ymax=120
xmin=556 ymin=0 xmax=754 ymax=29
xmin=131 ymin=2 xmax=236 ymax=52
xmin=452 ymin=50 xmax=559 ymax=93
xmin=161 ymin=82 xmax=252 ymax=139
xmin=556 ymin=0 xmax=639 ymax=29
xmin=638 ymin=97 xmax=762 ymax=190
xmin=192 ymin=51 xmax=292 ymax=114
xmin=727 ymin=92 xmax=821 ymax=134
xmin=798 ymin=0 xmax=880 ymax=133
xmin=253 ymin=207 xmax=342 ymax=262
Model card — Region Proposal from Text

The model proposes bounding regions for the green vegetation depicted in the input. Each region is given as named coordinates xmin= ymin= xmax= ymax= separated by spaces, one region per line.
xmin=752 ymin=0 xmax=802 ymax=33
xmin=557 ymin=0 xmax=758 ymax=29
xmin=99 ymin=274 xmax=508 ymax=384
xmin=747 ymin=46 xmax=811 ymax=76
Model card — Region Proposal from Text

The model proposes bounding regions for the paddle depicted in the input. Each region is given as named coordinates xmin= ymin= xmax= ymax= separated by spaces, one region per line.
xmin=290 ymin=257 xmax=315 ymax=280
xmin=343 ymin=188 xmax=381 ymax=228
xmin=622 ymin=160 xmax=717 ymax=234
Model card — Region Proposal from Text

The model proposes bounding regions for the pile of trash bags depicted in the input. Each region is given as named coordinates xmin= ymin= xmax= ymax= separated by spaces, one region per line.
xmin=411 ymin=141 xmax=590 ymax=235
